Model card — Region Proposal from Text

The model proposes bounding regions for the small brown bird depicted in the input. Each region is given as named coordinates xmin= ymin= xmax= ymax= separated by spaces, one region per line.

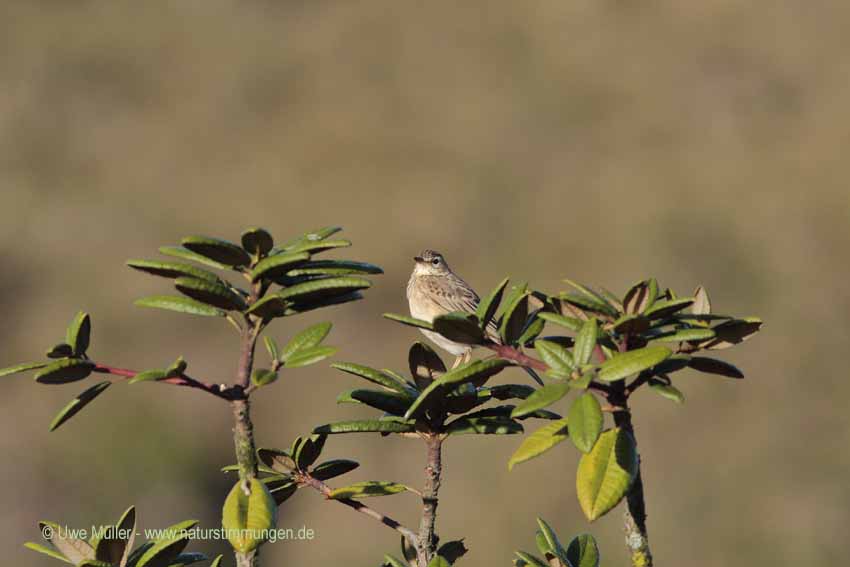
xmin=406 ymin=250 xmax=491 ymax=368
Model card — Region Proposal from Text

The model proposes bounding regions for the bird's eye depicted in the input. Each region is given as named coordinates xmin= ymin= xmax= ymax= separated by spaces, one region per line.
xmin=431 ymin=258 xmax=440 ymax=266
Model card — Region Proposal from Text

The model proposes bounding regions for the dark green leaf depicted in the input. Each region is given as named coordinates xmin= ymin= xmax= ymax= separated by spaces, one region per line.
xmin=476 ymin=277 xmax=509 ymax=330
xmin=623 ymin=279 xmax=657 ymax=315
xmin=500 ymin=292 xmax=530 ymax=345
xmin=174 ymin=277 xmax=246 ymax=311
xmin=329 ymin=481 xmax=408 ymax=500
xmin=127 ymin=369 xmax=168 ymax=384
xmin=311 ymin=459 xmax=360 ymax=481
xmin=433 ymin=312 xmax=485 ymax=345
xmin=269 ymin=482 xmax=298 ymax=505
xmin=275 ymin=226 xmax=343 ymax=252
xmin=249 ymin=252 xmax=311 ymax=282
xmin=286 ymin=259 xmax=383 ymax=277
xmin=701 ymin=317 xmax=763 ymax=349
xmin=484 ymin=383 xmax=536 ymax=401
xmin=158 ymin=246 xmax=228 ymax=270
xmin=650 ymin=328 xmax=716 ymax=343
xmin=264 ymin=336 xmax=280 ymax=362
xmin=285 ymin=238 xmax=351 ymax=255
xmin=181 ymin=235 xmax=251 ymax=267
xmin=405 ymin=359 xmax=512 ymax=419
xmin=345 ymin=389 xmax=412 ymax=415
xmin=560 ymin=292 xmax=617 ymax=318
xmin=47 ymin=343 xmax=74 ymax=359
xmin=408 ymin=342 xmax=446 ymax=390
xmin=507 ymin=418 xmax=569 ymax=470
xmin=567 ymin=393 xmax=603 ymax=453
xmin=313 ymin=419 xmax=416 ymax=435
xmin=383 ymin=313 xmax=434 ymax=331
xmin=446 ymin=416 xmax=523 ymax=435
xmin=332 ymin=362 xmax=415 ymax=395
xmin=126 ymin=260 xmax=222 ymax=284
xmin=566 ymin=534 xmax=600 ymax=567
xmin=437 ymin=540 xmax=468 ymax=563
xmin=597 ymin=346 xmax=672 ymax=382
xmin=518 ymin=316 xmax=546 ymax=346
xmin=241 ymin=227 xmax=274 ymax=256
xmin=66 ymin=311 xmax=91 ymax=356
xmin=248 ymin=277 xmax=371 ymax=317
xmin=258 ymin=448 xmax=296 ymax=473
xmin=644 ymin=298 xmax=694 ymax=320
xmin=536 ymin=518 xmax=568 ymax=561
xmin=562 ymin=279 xmax=619 ymax=317
xmin=0 ymin=361 xmax=47 ymax=378
xmin=35 ymin=359 xmax=96 ymax=384
xmin=510 ymin=382 xmax=571 ymax=418
xmin=134 ymin=295 xmax=225 ymax=317
xmin=295 ymin=434 xmax=326 ymax=469
xmin=688 ymin=356 xmax=744 ymax=378
xmin=49 ymin=381 xmax=110 ymax=431
xmin=612 ymin=314 xmax=650 ymax=335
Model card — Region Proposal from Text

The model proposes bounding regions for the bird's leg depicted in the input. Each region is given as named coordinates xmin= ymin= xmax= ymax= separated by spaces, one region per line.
xmin=450 ymin=350 xmax=472 ymax=370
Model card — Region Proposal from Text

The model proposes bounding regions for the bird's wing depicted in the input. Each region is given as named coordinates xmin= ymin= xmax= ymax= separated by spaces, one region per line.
xmin=421 ymin=274 xmax=502 ymax=343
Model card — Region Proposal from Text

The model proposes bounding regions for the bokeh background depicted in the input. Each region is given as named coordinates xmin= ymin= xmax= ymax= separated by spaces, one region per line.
xmin=1 ymin=1 xmax=848 ymax=566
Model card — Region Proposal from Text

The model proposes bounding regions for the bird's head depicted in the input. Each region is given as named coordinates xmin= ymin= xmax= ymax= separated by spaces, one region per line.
xmin=412 ymin=249 xmax=451 ymax=276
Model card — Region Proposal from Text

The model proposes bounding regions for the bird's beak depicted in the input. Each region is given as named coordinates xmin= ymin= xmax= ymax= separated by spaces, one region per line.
xmin=413 ymin=256 xmax=423 ymax=262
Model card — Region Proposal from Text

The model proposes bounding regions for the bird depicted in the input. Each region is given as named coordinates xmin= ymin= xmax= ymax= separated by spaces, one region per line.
xmin=406 ymin=249 xmax=543 ymax=384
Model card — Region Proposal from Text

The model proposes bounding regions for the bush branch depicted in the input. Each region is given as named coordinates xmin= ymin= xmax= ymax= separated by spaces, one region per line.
xmin=417 ymin=434 xmax=443 ymax=566
xmin=92 ymin=364 xmax=239 ymax=400
xmin=486 ymin=343 xmax=611 ymax=394
xmin=298 ymin=473 xmax=419 ymax=547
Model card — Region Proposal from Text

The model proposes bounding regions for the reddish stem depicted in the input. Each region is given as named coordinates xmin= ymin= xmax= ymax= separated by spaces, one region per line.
xmin=486 ymin=344 xmax=611 ymax=395
xmin=92 ymin=363 xmax=239 ymax=400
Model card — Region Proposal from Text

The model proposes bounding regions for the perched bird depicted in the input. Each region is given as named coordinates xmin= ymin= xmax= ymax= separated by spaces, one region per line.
xmin=406 ymin=249 xmax=542 ymax=384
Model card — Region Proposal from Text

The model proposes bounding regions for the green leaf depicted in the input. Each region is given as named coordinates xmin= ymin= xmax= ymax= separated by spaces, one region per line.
xmin=66 ymin=311 xmax=91 ymax=356
xmin=221 ymin=478 xmax=277 ymax=553
xmin=383 ymin=312 xmax=435 ymax=331
xmin=126 ymin=260 xmax=222 ymax=284
xmin=209 ymin=555 xmax=224 ymax=567
xmin=249 ymin=252 xmax=311 ymax=282
xmin=251 ymin=368 xmax=278 ymax=387
xmin=0 ymin=361 xmax=48 ymax=378
xmin=536 ymin=518 xmax=568 ymax=561
xmin=408 ymin=342 xmax=446 ymax=390
xmin=404 ymin=359 xmax=512 ymax=419
xmin=538 ymin=312 xmax=583 ymax=332
xmin=446 ymin=416 xmax=523 ymax=435
xmin=181 ymin=235 xmax=251 ymax=267
xmin=35 ymin=359 xmax=96 ymax=385
xmin=311 ymin=459 xmax=360 ymax=481
xmin=433 ymin=312 xmax=486 ymax=345
xmin=24 ymin=542 xmax=73 ymax=564
xmin=127 ymin=369 xmax=168 ymax=384
xmin=650 ymin=328 xmax=716 ymax=342
xmin=649 ymin=381 xmax=684 ymax=404
xmin=241 ymin=227 xmax=274 ymax=256
xmin=510 ymin=382 xmax=571 ymax=418
xmin=644 ymin=298 xmax=694 ymax=320
xmin=281 ymin=322 xmax=332 ymax=361
xmin=158 ymin=245 xmax=229 ymax=270
xmin=573 ymin=318 xmax=598 ymax=366
xmin=49 ymin=381 xmax=110 ymax=431
xmin=612 ymin=314 xmax=650 ymax=335
xmin=295 ymin=434 xmax=326 ymax=469
xmin=283 ymin=346 xmax=336 ymax=368
xmin=248 ymin=277 xmax=371 ymax=317
xmin=313 ymin=419 xmax=416 ymax=435
xmin=514 ymin=551 xmax=549 ymax=567
xmin=344 ymin=389 xmax=412 ymax=415
xmin=328 ymin=481 xmax=408 ymax=500
xmin=476 ymin=277 xmax=509 ymax=330
xmin=114 ymin=505 xmax=136 ymax=567
xmin=263 ymin=336 xmax=280 ymax=362
xmin=576 ymin=428 xmax=638 ymax=521
xmin=285 ymin=238 xmax=351 ymax=255
xmin=332 ymin=362 xmax=414 ymax=395
xmin=534 ymin=340 xmax=574 ymax=379
xmin=508 ymin=419 xmax=569 ymax=470
xmin=174 ymin=277 xmax=246 ymax=311
xmin=257 ymin=448 xmax=296 ymax=473
xmin=688 ymin=356 xmax=744 ymax=378
xmin=275 ymin=226 xmax=343 ymax=252
xmin=38 ymin=521 xmax=94 ymax=564
xmin=567 ymin=393 xmax=603 ymax=453
xmin=136 ymin=530 xmax=192 ymax=567
xmin=427 ymin=556 xmax=451 ymax=567
xmin=47 ymin=343 xmax=74 ymax=359
xmin=78 ymin=560 xmax=112 ymax=567
xmin=134 ymin=295 xmax=225 ymax=317
xmin=286 ymin=259 xmax=383 ymax=277
xmin=500 ymin=292 xmax=530 ymax=345
xmin=597 ymin=346 xmax=672 ymax=382
xmin=562 ymin=280 xmax=619 ymax=317
xmin=436 ymin=540 xmax=468 ymax=564
xmin=566 ymin=534 xmax=600 ymax=567
xmin=383 ymin=555 xmax=410 ymax=567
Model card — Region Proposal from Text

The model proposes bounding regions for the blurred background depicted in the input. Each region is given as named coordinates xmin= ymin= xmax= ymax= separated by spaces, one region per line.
xmin=1 ymin=1 xmax=848 ymax=566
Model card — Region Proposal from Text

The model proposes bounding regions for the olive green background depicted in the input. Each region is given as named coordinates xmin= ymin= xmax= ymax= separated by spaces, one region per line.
xmin=1 ymin=2 xmax=848 ymax=566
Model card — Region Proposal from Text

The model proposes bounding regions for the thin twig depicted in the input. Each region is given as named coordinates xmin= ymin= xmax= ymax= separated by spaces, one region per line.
xmin=92 ymin=364 xmax=238 ymax=400
xmin=298 ymin=473 xmax=419 ymax=547
xmin=417 ymin=434 xmax=443 ymax=566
